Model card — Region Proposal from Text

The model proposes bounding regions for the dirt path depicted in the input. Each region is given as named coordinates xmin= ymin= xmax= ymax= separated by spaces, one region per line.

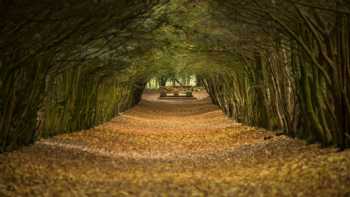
xmin=1 ymin=92 xmax=350 ymax=196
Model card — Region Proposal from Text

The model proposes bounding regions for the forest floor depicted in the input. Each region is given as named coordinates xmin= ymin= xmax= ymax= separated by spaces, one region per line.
xmin=1 ymin=91 xmax=350 ymax=197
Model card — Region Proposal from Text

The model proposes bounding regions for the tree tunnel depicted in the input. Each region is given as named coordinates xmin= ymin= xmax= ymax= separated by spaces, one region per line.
xmin=0 ymin=0 xmax=350 ymax=153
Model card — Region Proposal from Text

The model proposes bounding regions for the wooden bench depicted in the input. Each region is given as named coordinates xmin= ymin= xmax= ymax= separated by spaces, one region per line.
xmin=159 ymin=86 xmax=193 ymax=98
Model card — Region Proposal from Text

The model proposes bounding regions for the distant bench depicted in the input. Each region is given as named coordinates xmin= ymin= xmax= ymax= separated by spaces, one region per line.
xmin=159 ymin=86 xmax=193 ymax=98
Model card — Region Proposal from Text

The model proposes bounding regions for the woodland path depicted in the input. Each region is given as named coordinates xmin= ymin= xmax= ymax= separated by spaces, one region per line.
xmin=0 ymin=92 xmax=350 ymax=197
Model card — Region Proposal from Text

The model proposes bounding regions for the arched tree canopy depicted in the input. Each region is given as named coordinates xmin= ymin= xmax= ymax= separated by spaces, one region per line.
xmin=0 ymin=0 xmax=349 ymax=152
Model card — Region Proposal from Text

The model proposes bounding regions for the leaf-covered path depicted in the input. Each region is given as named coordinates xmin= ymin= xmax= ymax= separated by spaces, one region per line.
xmin=1 ymin=92 xmax=350 ymax=197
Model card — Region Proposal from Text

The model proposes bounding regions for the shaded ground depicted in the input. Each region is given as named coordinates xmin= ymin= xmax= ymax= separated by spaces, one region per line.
xmin=0 ymin=91 xmax=350 ymax=197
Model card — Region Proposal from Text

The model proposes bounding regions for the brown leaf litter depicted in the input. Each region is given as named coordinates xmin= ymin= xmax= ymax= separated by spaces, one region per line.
xmin=0 ymin=92 xmax=349 ymax=196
